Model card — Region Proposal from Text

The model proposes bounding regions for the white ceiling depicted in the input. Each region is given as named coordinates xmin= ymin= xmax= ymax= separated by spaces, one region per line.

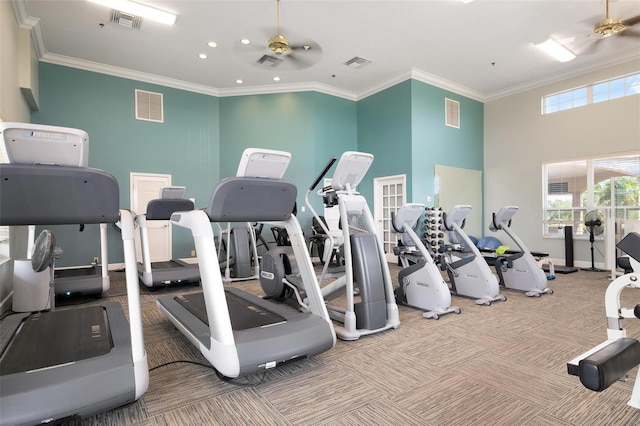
xmin=13 ymin=0 xmax=640 ymax=102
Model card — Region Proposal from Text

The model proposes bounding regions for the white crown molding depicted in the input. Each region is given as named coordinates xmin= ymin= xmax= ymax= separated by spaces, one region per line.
xmin=11 ymin=0 xmax=640 ymax=105
xmin=40 ymin=53 xmax=358 ymax=101
xmin=355 ymin=70 xmax=413 ymax=101
xmin=410 ymin=68 xmax=485 ymax=102
xmin=40 ymin=53 xmax=223 ymax=96
xmin=483 ymin=49 xmax=640 ymax=102
xmin=217 ymin=82 xmax=356 ymax=101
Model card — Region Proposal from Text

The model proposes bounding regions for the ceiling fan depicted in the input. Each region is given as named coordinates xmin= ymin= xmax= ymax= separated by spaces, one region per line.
xmin=592 ymin=0 xmax=640 ymax=39
xmin=244 ymin=0 xmax=321 ymax=71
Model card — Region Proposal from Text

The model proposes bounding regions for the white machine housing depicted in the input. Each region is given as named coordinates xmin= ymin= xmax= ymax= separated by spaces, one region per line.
xmin=0 ymin=122 xmax=88 ymax=167
xmin=442 ymin=205 xmax=506 ymax=305
xmin=489 ymin=206 xmax=553 ymax=297
xmin=393 ymin=203 xmax=460 ymax=319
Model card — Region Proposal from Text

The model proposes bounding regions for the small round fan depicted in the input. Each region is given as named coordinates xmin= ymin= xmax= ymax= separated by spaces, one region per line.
xmin=31 ymin=230 xmax=63 ymax=310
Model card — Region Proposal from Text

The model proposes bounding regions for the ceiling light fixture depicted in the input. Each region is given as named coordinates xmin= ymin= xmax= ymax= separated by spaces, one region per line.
xmin=87 ymin=0 xmax=176 ymax=25
xmin=273 ymin=76 xmax=280 ymax=82
xmin=198 ymin=53 xmax=207 ymax=59
xmin=207 ymin=41 xmax=217 ymax=48
xmin=240 ymin=38 xmax=251 ymax=45
xmin=236 ymin=79 xmax=243 ymax=84
xmin=534 ymin=38 xmax=575 ymax=63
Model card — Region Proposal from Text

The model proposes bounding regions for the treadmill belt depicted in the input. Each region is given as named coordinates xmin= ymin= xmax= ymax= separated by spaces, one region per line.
xmin=55 ymin=266 xmax=98 ymax=278
xmin=152 ymin=260 xmax=184 ymax=269
xmin=0 ymin=306 xmax=113 ymax=375
xmin=176 ymin=292 xmax=285 ymax=330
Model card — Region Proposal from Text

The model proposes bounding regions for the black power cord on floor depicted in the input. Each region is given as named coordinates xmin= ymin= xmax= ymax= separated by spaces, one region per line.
xmin=149 ymin=360 xmax=266 ymax=386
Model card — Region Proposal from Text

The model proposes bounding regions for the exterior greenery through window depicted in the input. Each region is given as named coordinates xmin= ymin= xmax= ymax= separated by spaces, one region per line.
xmin=543 ymin=153 xmax=640 ymax=239
xmin=542 ymin=72 xmax=640 ymax=114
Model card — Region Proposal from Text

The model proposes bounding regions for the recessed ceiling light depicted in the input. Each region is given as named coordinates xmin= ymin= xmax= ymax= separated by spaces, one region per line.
xmin=198 ymin=53 xmax=207 ymax=59
xmin=236 ymin=79 xmax=243 ymax=84
xmin=273 ymin=76 xmax=280 ymax=82
xmin=240 ymin=38 xmax=251 ymax=45
xmin=207 ymin=41 xmax=217 ymax=48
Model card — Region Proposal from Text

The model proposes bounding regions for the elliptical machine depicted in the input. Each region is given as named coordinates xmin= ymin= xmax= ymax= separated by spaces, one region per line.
xmin=439 ymin=205 xmax=507 ymax=306
xmin=392 ymin=203 xmax=460 ymax=319
xmin=261 ymin=152 xmax=400 ymax=340
xmin=488 ymin=206 xmax=553 ymax=297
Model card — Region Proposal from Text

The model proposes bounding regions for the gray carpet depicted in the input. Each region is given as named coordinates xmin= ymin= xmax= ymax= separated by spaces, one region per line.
xmin=56 ymin=263 xmax=640 ymax=425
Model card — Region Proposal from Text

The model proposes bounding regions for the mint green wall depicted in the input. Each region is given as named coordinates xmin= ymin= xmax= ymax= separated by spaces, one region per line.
xmin=355 ymin=79 xmax=484 ymax=208
xmin=410 ymin=80 xmax=484 ymax=205
xmin=31 ymin=65 xmax=357 ymax=265
xmin=219 ymin=92 xmax=357 ymax=228
xmin=31 ymin=63 xmax=220 ymax=265
xmin=30 ymin=63 xmax=481 ymax=267
xmin=357 ymin=81 xmax=413 ymax=201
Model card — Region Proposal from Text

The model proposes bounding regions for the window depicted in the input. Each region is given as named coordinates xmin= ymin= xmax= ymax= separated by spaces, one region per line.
xmin=543 ymin=153 xmax=640 ymax=238
xmin=542 ymin=72 xmax=640 ymax=115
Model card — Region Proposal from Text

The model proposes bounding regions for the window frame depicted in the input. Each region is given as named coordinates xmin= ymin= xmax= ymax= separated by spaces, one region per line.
xmin=542 ymin=152 xmax=640 ymax=239
xmin=541 ymin=72 xmax=640 ymax=115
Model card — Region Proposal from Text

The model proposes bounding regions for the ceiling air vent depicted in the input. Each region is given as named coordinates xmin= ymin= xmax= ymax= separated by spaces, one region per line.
xmin=110 ymin=9 xmax=142 ymax=29
xmin=257 ymin=55 xmax=284 ymax=68
xmin=445 ymin=98 xmax=460 ymax=129
xmin=344 ymin=57 xmax=372 ymax=69
xmin=135 ymin=89 xmax=163 ymax=123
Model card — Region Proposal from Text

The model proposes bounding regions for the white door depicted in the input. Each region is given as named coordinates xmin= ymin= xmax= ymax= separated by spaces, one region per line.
xmin=374 ymin=175 xmax=406 ymax=262
xmin=130 ymin=172 xmax=172 ymax=262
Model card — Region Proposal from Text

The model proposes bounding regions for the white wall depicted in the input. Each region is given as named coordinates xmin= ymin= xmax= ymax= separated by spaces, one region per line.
xmin=1 ymin=0 xmax=31 ymax=312
xmin=484 ymin=59 xmax=640 ymax=266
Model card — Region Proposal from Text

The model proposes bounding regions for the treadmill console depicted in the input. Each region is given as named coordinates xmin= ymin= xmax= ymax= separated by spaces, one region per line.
xmin=331 ymin=151 xmax=374 ymax=191
xmin=236 ymin=148 xmax=292 ymax=178
xmin=160 ymin=186 xmax=186 ymax=199
xmin=0 ymin=122 xmax=88 ymax=167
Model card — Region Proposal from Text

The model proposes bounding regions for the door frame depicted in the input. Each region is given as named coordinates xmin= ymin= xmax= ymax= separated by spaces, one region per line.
xmin=130 ymin=172 xmax=172 ymax=262
xmin=373 ymin=174 xmax=407 ymax=262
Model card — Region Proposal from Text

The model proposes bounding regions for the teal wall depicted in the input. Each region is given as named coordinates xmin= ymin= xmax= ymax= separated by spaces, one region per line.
xmin=411 ymin=80 xmax=484 ymax=205
xmin=218 ymin=91 xmax=357 ymax=227
xmin=355 ymin=79 xmax=484 ymax=206
xmin=357 ymin=81 xmax=413 ymax=201
xmin=29 ymin=63 xmax=482 ymax=267
xmin=31 ymin=64 xmax=358 ymax=265
xmin=31 ymin=63 xmax=220 ymax=265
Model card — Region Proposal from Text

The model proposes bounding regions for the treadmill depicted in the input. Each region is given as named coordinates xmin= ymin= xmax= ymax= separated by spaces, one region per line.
xmin=157 ymin=148 xmax=336 ymax=378
xmin=136 ymin=186 xmax=200 ymax=287
xmin=5 ymin=125 xmax=110 ymax=297
xmin=0 ymin=123 xmax=148 ymax=426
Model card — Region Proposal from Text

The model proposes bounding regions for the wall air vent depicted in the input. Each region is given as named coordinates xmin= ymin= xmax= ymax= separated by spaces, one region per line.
xmin=344 ymin=57 xmax=372 ymax=69
xmin=445 ymin=98 xmax=460 ymax=129
xmin=135 ymin=89 xmax=164 ymax=123
xmin=110 ymin=9 xmax=142 ymax=29
xmin=257 ymin=55 xmax=284 ymax=68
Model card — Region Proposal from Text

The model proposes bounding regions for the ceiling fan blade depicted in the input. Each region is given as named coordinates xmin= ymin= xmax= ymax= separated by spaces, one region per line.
xmin=286 ymin=53 xmax=312 ymax=68
xmin=619 ymin=28 xmax=640 ymax=38
xmin=622 ymin=15 xmax=640 ymax=27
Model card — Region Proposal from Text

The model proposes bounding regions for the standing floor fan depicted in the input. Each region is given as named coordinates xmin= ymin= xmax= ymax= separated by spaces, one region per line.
xmin=582 ymin=210 xmax=606 ymax=272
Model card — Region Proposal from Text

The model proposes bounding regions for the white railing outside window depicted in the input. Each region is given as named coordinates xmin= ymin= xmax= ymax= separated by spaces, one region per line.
xmin=542 ymin=153 xmax=640 ymax=239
